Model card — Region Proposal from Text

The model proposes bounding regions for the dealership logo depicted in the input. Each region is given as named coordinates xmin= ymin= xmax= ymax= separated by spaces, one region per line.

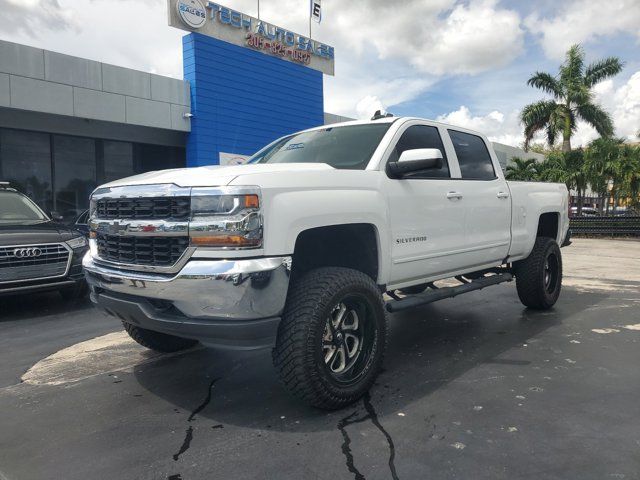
xmin=13 ymin=247 xmax=42 ymax=258
xmin=177 ymin=0 xmax=207 ymax=29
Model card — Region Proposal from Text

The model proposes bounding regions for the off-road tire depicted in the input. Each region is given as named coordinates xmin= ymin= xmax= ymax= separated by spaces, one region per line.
xmin=59 ymin=281 xmax=89 ymax=300
xmin=398 ymin=283 xmax=428 ymax=295
xmin=514 ymin=236 xmax=562 ymax=310
xmin=122 ymin=322 xmax=197 ymax=353
xmin=273 ymin=267 xmax=387 ymax=410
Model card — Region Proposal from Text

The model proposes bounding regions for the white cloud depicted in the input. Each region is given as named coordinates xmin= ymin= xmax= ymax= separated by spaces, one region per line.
xmin=0 ymin=0 xmax=78 ymax=35
xmin=526 ymin=0 xmax=640 ymax=60
xmin=0 ymin=0 xmax=185 ymax=77
xmin=410 ymin=0 xmax=524 ymax=75
xmin=612 ymin=75 xmax=640 ymax=140
xmin=570 ymin=72 xmax=640 ymax=146
xmin=322 ymin=0 xmax=524 ymax=76
xmin=326 ymin=73 xmax=433 ymax=118
xmin=355 ymin=95 xmax=386 ymax=120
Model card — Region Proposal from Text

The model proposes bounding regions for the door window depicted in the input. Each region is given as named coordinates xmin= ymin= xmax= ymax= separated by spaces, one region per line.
xmin=448 ymin=130 xmax=496 ymax=180
xmin=388 ymin=125 xmax=450 ymax=179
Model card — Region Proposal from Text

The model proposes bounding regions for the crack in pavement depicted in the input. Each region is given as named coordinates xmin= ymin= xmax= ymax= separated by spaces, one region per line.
xmin=172 ymin=426 xmax=194 ymax=461
xmin=337 ymin=411 xmax=366 ymax=480
xmin=337 ymin=392 xmax=399 ymax=480
xmin=363 ymin=392 xmax=399 ymax=480
xmin=172 ymin=378 xmax=220 ymax=462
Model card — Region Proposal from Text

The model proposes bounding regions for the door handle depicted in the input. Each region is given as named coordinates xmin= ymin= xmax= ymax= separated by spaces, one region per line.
xmin=446 ymin=191 xmax=463 ymax=200
xmin=497 ymin=191 xmax=510 ymax=199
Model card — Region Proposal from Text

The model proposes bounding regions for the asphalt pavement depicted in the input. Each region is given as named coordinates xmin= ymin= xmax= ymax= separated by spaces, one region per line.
xmin=0 ymin=238 xmax=639 ymax=480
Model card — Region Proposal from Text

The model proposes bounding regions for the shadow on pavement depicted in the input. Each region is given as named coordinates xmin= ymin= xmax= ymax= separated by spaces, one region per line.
xmin=131 ymin=285 xmax=608 ymax=433
xmin=0 ymin=291 xmax=93 ymax=322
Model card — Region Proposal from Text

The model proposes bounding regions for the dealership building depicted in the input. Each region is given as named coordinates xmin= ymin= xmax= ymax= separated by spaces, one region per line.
xmin=0 ymin=0 xmax=536 ymax=221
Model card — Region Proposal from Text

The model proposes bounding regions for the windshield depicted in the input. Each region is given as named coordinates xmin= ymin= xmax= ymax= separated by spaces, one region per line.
xmin=0 ymin=191 xmax=48 ymax=224
xmin=250 ymin=123 xmax=392 ymax=169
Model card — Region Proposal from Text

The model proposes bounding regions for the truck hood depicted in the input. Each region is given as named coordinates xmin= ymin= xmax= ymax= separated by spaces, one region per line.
xmin=101 ymin=163 xmax=334 ymax=188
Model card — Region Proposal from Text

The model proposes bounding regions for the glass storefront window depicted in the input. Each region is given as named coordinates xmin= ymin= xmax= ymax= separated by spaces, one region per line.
xmin=53 ymin=135 xmax=96 ymax=221
xmin=104 ymin=140 xmax=134 ymax=182
xmin=0 ymin=129 xmax=53 ymax=212
xmin=136 ymin=144 xmax=185 ymax=173
xmin=0 ymin=128 xmax=185 ymax=221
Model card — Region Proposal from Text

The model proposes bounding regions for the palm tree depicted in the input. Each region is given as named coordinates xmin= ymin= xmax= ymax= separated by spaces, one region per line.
xmin=505 ymin=157 xmax=538 ymax=181
xmin=532 ymin=161 xmax=551 ymax=182
xmin=584 ymin=137 xmax=623 ymax=213
xmin=521 ymin=44 xmax=623 ymax=152
xmin=545 ymin=149 xmax=589 ymax=213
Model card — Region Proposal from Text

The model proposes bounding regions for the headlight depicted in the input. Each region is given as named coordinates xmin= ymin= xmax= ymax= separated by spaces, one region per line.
xmin=66 ymin=236 xmax=88 ymax=249
xmin=189 ymin=187 xmax=262 ymax=248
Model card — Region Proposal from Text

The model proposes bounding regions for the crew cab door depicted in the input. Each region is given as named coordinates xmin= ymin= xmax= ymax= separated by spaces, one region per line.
xmin=444 ymin=129 xmax=511 ymax=266
xmin=384 ymin=122 xmax=467 ymax=287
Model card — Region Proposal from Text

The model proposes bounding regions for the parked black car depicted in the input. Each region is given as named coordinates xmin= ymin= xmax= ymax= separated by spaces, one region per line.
xmin=0 ymin=182 xmax=88 ymax=298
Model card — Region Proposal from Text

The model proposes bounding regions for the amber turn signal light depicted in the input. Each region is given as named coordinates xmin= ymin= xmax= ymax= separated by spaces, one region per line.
xmin=191 ymin=235 xmax=261 ymax=247
xmin=244 ymin=194 xmax=259 ymax=208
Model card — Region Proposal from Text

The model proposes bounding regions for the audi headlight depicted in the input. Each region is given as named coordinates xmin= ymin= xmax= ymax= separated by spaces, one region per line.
xmin=189 ymin=187 xmax=262 ymax=248
xmin=66 ymin=236 xmax=88 ymax=249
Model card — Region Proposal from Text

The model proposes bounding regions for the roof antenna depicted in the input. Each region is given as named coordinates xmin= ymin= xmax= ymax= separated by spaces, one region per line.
xmin=371 ymin=110 xmax=394 ymax=120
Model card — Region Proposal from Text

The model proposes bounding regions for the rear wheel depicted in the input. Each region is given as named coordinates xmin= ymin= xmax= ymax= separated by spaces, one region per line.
xmin=122 ymin=322 xmax=197 ymax=353
xmin=273 ymin=267 xmax=387 ymax=410
xmin=514 ymin=237 xmax=562 ymax=310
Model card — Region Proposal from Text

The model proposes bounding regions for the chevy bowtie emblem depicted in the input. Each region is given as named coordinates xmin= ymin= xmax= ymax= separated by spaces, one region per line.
xmin=14 ymin=247 xmax=42 ymax=258
xmin=108 ymin=221 xmax=127 ymax=236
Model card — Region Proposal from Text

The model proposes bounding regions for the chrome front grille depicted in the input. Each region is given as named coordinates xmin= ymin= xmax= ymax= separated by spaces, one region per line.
xmin=96 ymin=234 xmax=189 ymax=267
xmin=0 ymin=244 xmax=70 ymax=283
xmin=90 ymin=185 xmax=194 ymax=271
xmin=95 ymin=197 xmax=190 ymax=220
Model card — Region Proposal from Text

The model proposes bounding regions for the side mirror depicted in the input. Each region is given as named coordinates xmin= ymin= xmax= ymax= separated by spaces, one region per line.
xmin=387 ymin=148 xmax=443 ymax=179
xmin=49 ymin=211 xmax=64 ymax=222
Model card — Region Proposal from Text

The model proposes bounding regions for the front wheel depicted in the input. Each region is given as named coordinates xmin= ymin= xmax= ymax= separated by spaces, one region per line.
xmin=514 ymin=236 xmax=562 ymax=310
xmin=272 ymin=267 xmax=387 ymax=410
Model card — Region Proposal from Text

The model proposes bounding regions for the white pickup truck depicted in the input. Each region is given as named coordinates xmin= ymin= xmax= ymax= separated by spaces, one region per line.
xmin=84 ymin=116 xmax=570 ymax=409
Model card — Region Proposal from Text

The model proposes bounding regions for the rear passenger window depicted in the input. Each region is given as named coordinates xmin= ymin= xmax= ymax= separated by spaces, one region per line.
xmin=448 ymin=130 xmax=496 ymax=180
xmin=388 ymin=125 xmax=450 ymax=179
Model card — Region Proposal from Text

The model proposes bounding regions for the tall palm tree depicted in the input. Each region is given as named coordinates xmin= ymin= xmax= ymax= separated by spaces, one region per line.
xmin=521 ymin=44 xmax=623 ymax=152
xmin=505 ymin=157 xmax=538 ymax=181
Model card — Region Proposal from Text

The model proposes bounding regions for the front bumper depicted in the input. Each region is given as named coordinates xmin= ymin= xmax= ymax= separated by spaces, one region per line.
xmin=83 ymin=254 xmax=292 ymax=348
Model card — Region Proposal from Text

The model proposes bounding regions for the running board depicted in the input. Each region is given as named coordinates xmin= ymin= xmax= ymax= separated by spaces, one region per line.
xmin=386 ymin=273 xmax=513 ymax=313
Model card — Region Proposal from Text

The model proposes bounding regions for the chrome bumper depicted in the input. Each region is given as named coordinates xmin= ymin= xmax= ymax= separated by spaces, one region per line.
xmin=83 ymin=253 xmax=292 ymax=321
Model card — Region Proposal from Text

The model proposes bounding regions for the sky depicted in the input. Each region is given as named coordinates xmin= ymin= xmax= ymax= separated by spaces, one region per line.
xmin=1 ymin=0 xmax=639 ymax=148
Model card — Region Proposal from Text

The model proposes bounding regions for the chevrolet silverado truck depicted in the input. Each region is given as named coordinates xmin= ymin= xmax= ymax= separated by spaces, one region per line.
xmin=84 ymin=116 xmax=570 ymax=409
